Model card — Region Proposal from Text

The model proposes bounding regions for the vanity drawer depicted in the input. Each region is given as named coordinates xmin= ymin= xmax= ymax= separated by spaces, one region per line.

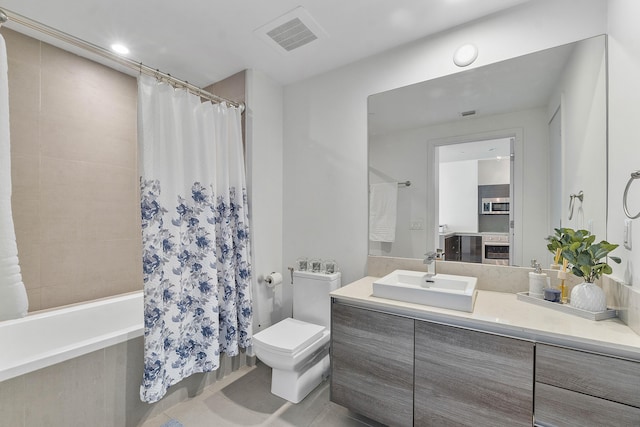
xmin=535 ymin=382 xmax=640 ymax=427
xmin=536 ymin=343 xmax=640 ymax=408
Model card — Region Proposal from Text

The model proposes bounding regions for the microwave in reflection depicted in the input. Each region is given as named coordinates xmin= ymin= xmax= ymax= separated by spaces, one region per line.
xmin=481 ymin=197 xmax=510 ymax=215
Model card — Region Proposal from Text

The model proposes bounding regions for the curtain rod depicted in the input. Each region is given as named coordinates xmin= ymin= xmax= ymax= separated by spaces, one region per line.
xmin=0 ymin=8 xmax=244 ymax=111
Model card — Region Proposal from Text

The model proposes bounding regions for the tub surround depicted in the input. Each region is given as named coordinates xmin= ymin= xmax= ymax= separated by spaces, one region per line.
xmin=0 ymin=291 xmax=254 ymax=426
xmin=0 ymin=292 xmax=143 ymax=382
xmin=334 ymin=275 xmax=640 ymax=361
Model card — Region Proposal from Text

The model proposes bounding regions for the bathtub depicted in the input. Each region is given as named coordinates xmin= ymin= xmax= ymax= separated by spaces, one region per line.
xmin=0 ymin=291 xmax=143 ymax=382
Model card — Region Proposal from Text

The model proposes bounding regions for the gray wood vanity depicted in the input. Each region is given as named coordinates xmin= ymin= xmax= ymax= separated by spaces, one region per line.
xmin=330 ymin=277 xmax=640 ymax=427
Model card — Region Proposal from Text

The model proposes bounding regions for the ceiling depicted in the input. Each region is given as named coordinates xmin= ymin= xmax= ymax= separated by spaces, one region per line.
xmin=0 ymin=0 xmax=529 ymax=88
xmin=368 ymin=40 xmax=575 ymax=136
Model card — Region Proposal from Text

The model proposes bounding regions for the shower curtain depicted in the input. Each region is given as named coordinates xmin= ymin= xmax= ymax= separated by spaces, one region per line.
xmin=137 ymin=75 xmax=252 ymax=403
xmin=0 ymin=33 xmax=28 ymax=321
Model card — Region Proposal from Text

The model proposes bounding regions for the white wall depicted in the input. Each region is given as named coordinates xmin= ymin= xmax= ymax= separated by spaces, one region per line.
xmin=549 ymin=35 xmax=608 ymax=239
xmin=608 ymin=0 xmax=640 ymax=290
xmin=245 ymin=69 xmax=284 ymax=331
xmin=369 ymin=133 xmax=427 ymax=258
xmin=283 ymin=0 xmax=608 ymax=286
xmin=478 ymin=158 xmax=510 ymax=185
xmin=440 ymin=160 xmax=478 ymax=233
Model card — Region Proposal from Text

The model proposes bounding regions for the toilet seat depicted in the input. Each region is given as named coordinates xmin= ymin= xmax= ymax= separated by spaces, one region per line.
xmin=253 ymin=318 xmax=325 ymax=356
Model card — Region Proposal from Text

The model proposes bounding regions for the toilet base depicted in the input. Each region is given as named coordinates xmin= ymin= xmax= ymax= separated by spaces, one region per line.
xmin=270 ymin=354 xmax=330 ymax=404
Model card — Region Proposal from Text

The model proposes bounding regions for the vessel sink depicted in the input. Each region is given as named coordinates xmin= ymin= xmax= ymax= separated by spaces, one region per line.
xmin=372 ymin=270 xmax=477 ymax=312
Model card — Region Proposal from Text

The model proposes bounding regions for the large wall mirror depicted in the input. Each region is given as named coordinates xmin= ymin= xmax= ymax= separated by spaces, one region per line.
xmin=368 ymin=35 xmax=607 ymax=267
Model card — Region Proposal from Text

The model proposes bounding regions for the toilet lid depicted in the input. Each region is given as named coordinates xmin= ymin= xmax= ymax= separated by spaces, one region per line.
xmin=253 ymin=318 xmax=325 ymax=355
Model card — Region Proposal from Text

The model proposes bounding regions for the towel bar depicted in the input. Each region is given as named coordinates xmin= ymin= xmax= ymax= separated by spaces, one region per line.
xmin=623 ymin=171 xmax=640 ymax=219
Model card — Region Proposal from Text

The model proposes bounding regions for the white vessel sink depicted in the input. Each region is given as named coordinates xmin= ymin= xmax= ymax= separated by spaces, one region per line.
xmin=372 ymin=270 xmax=477 ymax=312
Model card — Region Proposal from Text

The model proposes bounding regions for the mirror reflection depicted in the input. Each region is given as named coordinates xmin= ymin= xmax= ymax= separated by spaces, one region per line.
xmin=368 ymin=35 xmax=607 ymax=267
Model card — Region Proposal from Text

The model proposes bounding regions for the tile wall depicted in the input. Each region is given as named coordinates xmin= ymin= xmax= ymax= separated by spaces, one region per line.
xmin=3 ymin=28 xmax=142 ymax=311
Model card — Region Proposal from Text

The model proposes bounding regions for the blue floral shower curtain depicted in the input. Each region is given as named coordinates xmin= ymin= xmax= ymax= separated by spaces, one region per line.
xmin=137 ymin=75 xmax=252 ymax=403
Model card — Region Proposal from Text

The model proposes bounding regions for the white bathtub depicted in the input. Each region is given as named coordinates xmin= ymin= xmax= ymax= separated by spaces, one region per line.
xmin=0 ymin=291 xmax=143 ymax=382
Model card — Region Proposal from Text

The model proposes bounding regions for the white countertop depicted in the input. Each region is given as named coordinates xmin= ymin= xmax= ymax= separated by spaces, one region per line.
xmin=331 ymin=276 xmax=640 ymax=361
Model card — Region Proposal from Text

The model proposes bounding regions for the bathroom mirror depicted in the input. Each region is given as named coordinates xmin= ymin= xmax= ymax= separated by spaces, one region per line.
xmin=368 ymin=35 xmax=607 ymax=266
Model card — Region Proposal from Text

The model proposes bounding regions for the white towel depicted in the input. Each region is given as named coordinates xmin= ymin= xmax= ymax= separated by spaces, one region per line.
xmin=0 ymin=34 xmax=28 ymax=321
xmin=369 ymin=182 xmax=398 ymax=242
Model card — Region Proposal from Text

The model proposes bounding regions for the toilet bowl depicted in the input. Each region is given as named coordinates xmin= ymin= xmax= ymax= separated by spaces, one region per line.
xmin=253 ymin=270 xmax=341 ymax=403
xmin=253 ymin=318 xmax=330 ymax=403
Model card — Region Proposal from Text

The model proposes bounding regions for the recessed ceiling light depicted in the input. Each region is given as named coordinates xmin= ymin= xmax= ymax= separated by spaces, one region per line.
xmin=110 ymin=43 xmax=130 ymax=55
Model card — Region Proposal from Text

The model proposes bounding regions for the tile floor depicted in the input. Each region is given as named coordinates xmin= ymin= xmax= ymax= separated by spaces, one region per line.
xmin=140 ymin=363 xmax=385 ymax=427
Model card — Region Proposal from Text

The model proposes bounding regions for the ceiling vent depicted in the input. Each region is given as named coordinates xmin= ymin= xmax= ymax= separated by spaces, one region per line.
xmin=255 ymin=7 xmax=326 ymax=53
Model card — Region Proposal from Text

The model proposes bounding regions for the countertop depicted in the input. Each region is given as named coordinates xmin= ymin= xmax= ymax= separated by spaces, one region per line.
xmin=439 ymin=231 xmax=509 ymax=237
xmin=331 ymin=276 xmax=640 ymax=361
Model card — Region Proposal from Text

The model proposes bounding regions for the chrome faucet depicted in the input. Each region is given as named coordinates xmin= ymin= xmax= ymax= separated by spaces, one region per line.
xmin=423 ymin=251 xmax=437 ymax=280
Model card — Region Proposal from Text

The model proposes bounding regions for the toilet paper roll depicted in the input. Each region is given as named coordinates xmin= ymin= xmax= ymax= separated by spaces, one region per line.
xmin=265 ymin=272 xmax=283 ymax=288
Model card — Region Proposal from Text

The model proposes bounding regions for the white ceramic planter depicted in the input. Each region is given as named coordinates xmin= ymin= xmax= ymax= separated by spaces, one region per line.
xmin=570 ymin=282 xmax=607 ymax=312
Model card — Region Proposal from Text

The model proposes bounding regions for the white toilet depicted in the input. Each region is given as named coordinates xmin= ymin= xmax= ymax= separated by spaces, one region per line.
xmin=253 ymin=270 xmax=341 ymax=403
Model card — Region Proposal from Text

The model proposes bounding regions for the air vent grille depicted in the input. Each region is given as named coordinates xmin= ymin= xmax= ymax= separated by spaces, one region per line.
xmin=255 ymin=7 xmax=326 ymax=54
xmin=267 ymin=18 xmax=318 ymax=52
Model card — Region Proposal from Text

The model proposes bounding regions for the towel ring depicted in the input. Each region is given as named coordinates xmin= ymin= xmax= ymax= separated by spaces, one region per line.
xmin=623 ymin=171 xmax=640 ymax=219
xmin=568 ymin=190 xmax=583 ymax=221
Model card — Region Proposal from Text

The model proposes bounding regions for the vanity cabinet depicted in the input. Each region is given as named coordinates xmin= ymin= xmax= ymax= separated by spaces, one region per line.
xmin=330 ymin=302 xmax=414 ymax=427
xmin=534 ymin=344 xmax=640 ymax=426
xmin=330 ymin=302 xmax=534 ymax=427
xmin=414 ymin=321 xmax=534 ymax=426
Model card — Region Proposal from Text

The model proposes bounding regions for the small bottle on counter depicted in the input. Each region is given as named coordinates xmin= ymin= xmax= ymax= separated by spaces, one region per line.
xmin=529 ymin=260 xmax=549 ymax=299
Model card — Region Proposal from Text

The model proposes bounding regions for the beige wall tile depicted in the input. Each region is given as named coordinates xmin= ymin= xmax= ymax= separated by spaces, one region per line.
xmin=40 ymin=242 xmax=80 ymax=289
xmin=9 ymin=112 xmax=40 ymax=157
xmin=6 ymin=30 xmax=140 ymax=311
xmin=40 ymin=112 xmax=136 ymax=168
xmin=6 ymin=59 xmax=39 ymax=115
xmin=10 ymin=154 xmax=39 ymax=196
xmin=1 ymin=28 xmax=40 ymax=65
xmin=24 ymin=349 xmax=106 ymax=426
xmin=25 ymin=287 xmax=42 ymax=312
xmin=12 ymin=193 xmax=40 ymax=244
xmin=0 ymin=375 xmax=26 ymax=427
xmin=15 ymin=241 xmax=40 ymax=289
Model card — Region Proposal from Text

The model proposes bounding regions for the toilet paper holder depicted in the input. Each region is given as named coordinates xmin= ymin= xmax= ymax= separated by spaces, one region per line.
xmin=265 ymin=272 xmax=283 ymax=287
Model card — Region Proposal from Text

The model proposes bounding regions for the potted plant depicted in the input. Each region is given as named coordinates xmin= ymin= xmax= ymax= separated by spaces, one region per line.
xmin=545 ymin=228 xmax=621 ymax=311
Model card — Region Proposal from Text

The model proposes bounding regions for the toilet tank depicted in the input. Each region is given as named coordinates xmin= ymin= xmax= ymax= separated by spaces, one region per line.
xmin=292 ymin=270 xmax=341 ymax=329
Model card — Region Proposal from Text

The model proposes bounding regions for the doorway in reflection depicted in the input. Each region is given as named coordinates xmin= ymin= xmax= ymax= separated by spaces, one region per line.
xmin=437 ymin=137 xmax=513 ymax=264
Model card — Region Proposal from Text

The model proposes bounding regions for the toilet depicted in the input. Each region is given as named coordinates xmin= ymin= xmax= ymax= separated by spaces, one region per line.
xmin=253 ymin=270 xmax=341 ymax=403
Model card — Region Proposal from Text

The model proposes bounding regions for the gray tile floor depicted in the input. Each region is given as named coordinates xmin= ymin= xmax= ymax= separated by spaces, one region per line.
xmin=141 ymin=363 xmax=385 ymax=427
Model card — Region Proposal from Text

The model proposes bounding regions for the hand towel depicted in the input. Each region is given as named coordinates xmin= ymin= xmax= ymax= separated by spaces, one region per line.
xmin=0 ymin=34 xmax=28 ymax=320
xmin=369 ymin=182 xmax=398 ymax=242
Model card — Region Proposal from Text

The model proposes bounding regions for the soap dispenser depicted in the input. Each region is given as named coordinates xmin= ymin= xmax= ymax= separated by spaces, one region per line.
xmin=528 ymin=260 xmax=549 ymax=299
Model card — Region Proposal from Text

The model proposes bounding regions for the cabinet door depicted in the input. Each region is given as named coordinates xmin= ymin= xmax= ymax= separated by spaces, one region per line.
xmin=445 ymin=235 xmax=461 ymax=261
xmin=536 ymin=343 xmax=640 ymax=408
xmin=535 ymin=382 xmax=640 ymax=427
xmin=461 ymin=235 xmax=482 ymax=263
xmin=414 ymin=321 xmax=534 ymax=426
xmin=331 ymin=302 xmax=414 ymax=427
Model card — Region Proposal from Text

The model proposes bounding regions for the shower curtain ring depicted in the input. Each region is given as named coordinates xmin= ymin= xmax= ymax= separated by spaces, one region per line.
xmin=623 ymin=171 xmax=640 ymax=219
